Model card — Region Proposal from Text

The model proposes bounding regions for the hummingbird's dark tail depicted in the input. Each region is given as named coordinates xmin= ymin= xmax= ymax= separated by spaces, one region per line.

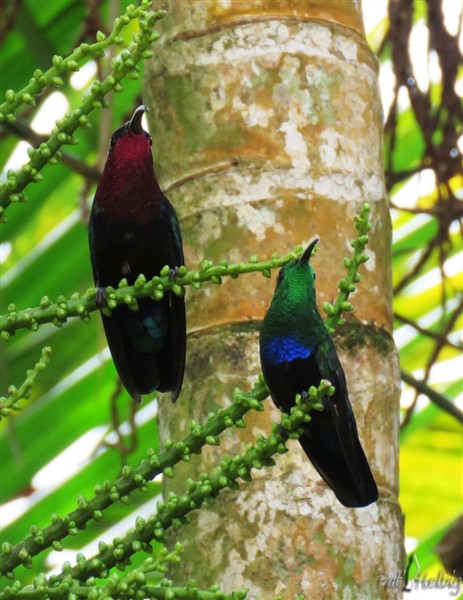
xmin=298 ymin=426 xmax=378 ymax=508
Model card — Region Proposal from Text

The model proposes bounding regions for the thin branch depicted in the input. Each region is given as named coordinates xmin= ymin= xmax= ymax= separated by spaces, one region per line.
xmin=394 ymin=312 xmax=463 ymax=351
xmin=401 ymin=370 xmax=463 ymax=426
xmin=103 ymin=378 xmax=139 ymax=465
xmin=0 ymin=347 xmax=52 ymax=419
xmin=393 ymin=241 xmax=436 ymax=295
xmin=3 ymin=118 xmax=100 ymax=181
xmin=389 ymin=202 xmax=463 ymax=219
xmin=386 ymin=166 xmax=423 ymax=189
xmin=401 ymin=297 xmax=463 ymax=429
xmin=0 ymin=0 xmax=23 ymax=45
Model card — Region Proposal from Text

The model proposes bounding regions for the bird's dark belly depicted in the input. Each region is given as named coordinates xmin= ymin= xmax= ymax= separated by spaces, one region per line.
xmin=263 ymin=355 xmax=321 ymax=412
xmin=98 ymin=220 xmax=174 ymax=286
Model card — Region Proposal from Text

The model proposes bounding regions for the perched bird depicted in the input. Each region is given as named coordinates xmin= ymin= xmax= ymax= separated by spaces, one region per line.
xmin=259 ymin=239 xmax=378 ymax=507
xmin=89 ymin=105 xmax=186 ymax=403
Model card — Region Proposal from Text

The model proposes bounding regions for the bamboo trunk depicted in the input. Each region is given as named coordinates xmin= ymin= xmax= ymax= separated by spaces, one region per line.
xmin=144 ymin=1 xmax=403 ymax=597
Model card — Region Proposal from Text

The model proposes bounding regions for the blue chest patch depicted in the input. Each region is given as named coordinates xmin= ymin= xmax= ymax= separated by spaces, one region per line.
xmin=262 ymin=336 xmax=314 ymax=364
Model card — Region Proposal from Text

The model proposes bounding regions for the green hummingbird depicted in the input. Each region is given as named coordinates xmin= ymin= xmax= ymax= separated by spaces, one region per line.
xmin=259 ymin=239 xmax=378 ymax=507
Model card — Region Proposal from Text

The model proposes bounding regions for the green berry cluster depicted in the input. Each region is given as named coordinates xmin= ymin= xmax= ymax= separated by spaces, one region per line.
xmin=323 ymin=203 xmax=372 ymax=333
xmin=0 ymin=378 xmax=269 ymax=577
xmin=0 ymin=379 xmax=327 ymax=599
xmin=0 ymin=248 xmax=304 ymax=339
xmin=0 ymin=347 xmax=51 ymax=419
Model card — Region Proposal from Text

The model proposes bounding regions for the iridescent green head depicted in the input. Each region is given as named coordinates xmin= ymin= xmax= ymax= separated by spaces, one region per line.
xmin=261 ymin=238 xmax=325 ymax=342
xmin=272 ymin=238 xmax=318 ymax=302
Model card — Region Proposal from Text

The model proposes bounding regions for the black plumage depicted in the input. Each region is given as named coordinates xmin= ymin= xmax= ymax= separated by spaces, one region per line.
xmin=89 ymin=105 xmax=185 ymax=403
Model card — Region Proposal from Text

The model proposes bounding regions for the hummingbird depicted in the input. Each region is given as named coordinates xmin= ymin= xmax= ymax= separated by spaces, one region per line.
xmin=89 ymin=105 xmax=186 ymax=403
xmin=259 ymin=239 xmax=378 ymax=507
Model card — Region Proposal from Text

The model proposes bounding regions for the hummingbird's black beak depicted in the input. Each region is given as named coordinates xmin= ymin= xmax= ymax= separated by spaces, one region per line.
xmin=299 ymin=238 xmax=319 ymax=265
xmin=128 ymin=104 xmax=149 ymax=134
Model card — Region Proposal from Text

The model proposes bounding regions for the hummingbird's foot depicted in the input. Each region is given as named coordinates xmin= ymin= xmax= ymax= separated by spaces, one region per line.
xmin=95 ymin=287 xmax=108 ymax=309
xmin=168 ymin=266 xmax=179 ymax=281
xmin=301 ymin=390 xmax=308 ymax=402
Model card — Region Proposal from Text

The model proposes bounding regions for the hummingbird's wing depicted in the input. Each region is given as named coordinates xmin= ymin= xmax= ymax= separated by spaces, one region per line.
xmin=305 ymin=337 xmax=378 ymax=507
xmin=165 ymin=205 xmax=186 ymax=403
xmin=260 ymin=335 xmax=378 ymax=507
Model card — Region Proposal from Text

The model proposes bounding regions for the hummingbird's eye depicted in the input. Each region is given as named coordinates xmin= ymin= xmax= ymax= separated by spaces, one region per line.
xmin=277 ymin=269 xmax=284 ymax=283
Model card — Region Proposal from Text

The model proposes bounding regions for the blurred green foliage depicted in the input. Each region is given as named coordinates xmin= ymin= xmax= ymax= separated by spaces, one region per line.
xmin=373 ymin=0 xmax=463 ymax=583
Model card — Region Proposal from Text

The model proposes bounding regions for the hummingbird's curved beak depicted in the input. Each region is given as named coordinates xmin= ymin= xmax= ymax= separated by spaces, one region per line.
xmin=298 ymin=238 xmax=319 ymax=265
xmin=128 ymin=104 xmax=149 ymax=134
